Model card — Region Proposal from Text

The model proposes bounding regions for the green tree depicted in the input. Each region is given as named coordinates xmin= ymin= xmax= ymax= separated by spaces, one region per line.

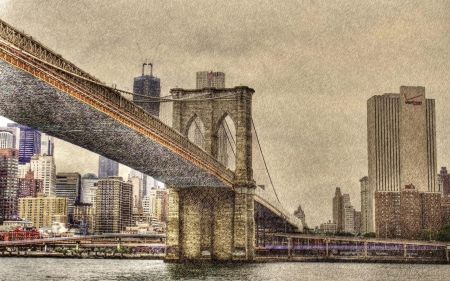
xmin=437 ymin=224 xmax=450 ymax=242
xmin=363 ymin=232 xmax=376 ymax=238
xmin=417 ymin=229 xmax=437 ymax=241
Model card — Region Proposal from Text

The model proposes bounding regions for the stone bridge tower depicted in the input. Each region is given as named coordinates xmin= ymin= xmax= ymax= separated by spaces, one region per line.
xmin=165 ymin=86 xmax=256 ymax=261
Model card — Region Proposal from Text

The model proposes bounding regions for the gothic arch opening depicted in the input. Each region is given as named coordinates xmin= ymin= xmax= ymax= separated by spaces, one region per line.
xmin=187 ymin=115 xmax=206 ymax=151
xmin=216 ymin=115 xmax=236 ymax=171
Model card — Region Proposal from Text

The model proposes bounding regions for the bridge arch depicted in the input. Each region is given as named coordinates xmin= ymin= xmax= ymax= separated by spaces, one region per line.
xmin=186 ymin=114 xmax=206 ymax=151
xmin=213 ymin=113 xmax=236 ymax=171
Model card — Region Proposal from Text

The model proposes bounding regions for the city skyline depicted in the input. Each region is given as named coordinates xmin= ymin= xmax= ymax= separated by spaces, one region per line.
xmin=1 ymin=1 xmax=450 ymax=227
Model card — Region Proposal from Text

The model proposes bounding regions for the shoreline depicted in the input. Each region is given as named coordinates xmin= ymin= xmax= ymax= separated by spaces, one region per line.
xmin=0 ymin=252 xmax=448 ymax=264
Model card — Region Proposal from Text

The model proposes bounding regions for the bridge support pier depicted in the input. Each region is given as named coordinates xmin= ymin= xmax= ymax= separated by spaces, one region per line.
xmin=164 ymin=186 xmax=255 ymax=262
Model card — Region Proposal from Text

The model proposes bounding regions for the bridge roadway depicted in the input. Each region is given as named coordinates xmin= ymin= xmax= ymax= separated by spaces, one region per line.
xmin=0 ymin=18 xmax=302 ymax=233
xmin=0 ymin=233 xmax=165 ymax=247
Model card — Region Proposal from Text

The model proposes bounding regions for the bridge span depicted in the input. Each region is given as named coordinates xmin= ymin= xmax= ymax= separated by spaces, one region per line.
xmin=0 ymin=18 xmax=302 ymax=261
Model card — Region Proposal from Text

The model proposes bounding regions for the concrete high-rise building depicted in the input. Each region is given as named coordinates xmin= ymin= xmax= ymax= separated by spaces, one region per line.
xmin=133 ymin=63 xmax=161 ymax=117
xmin=0 ymin=131 xmax=13 ymax=148
xmin=128 ymin=173 xmax=143 ymax=213
xmin=18 ymin=170 xmax=43 ymax=198
xmin=332 ymin=187 xmax=343 ymax=229
xmin=156 ymin=188 xmax=168 ymax=223
xmin=18 ymin=193 xmax=68 ymax=228
xmin=80 ymin=173 xmax=98 ymax=204
xmin=7 ymin=123 xmax=41 ymax=165
xmin=40 ymin=133 xmax=54 ymax=156
xmin=0 ymin=127 xmax=20 ymax=149
xmin=438 ymin=167 xmax=450 ymax=197
xmin=196 ymin=71 xmax=225 ymax=89
xmin=368 ymin=86 xmax=439 ymax=239
xmin=332 ymin=187 xmax=355 ymax=234
xmin=0 ymin=148 xmax=19 ymax=224
xmin=320 ymin=220 xmax=337 ymax=234
xmin=360 ymin=176 xmax=374 ymax=234
xmin=98 ymin=155 xmax=119 ymax=179
xmin=56 ymin=172 xmax=81 ymax=220
xmin=30 ymin=154 xmax=56 ymax=196
xmin=354 ymin=210 xmax=361 ymax=236
xmin=94 ymin=177 xmax=132 ymax=234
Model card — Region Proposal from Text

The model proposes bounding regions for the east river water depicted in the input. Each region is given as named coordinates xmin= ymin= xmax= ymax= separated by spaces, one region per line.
xmin=1 ymin=258 xmax=450 ymax=280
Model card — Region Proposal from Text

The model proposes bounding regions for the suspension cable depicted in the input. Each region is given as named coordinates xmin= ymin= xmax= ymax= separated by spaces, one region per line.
xmin=252 ymin=117 xmax=281 ymax=204
xmin=222 ymin=122 xmax=236 ymax=157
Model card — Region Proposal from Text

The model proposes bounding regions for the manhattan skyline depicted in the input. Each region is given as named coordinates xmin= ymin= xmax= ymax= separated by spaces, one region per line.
xmin=1 ymin=1 xmax=450 ymax=227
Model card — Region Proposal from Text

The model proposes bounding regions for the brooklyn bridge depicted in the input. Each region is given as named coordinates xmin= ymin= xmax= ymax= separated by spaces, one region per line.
xmin=0 ymin=18 xmax=302 ymax=261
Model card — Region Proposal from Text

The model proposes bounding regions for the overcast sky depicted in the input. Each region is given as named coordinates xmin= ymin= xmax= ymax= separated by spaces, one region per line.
xmin=1 ymin=0 xmax=450 ymax=227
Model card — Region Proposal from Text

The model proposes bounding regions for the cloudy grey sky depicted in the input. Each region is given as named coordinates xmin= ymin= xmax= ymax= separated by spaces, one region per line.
xmin=1 ymin=0 xmax=450 ymax=227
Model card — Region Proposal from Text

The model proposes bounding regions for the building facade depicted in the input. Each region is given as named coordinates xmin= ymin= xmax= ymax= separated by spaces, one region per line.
xmin=30 ymin=154 xmax=56 ymax=196
xmin=133 ymin=63 xmax=161 ymax=117
xmin=80 ymin=173 xmax=98 ymax=204
xmin=360 ymin=176 xmax=374 ymax=234
xmin=0 ymin=148 xmax=19 ymax=224
xmin=94 ymin=177 xmax=132 ymax=234
xmin=7 ymin=123 xmax=41 ymax=165
xmin=17 ymin=170 xmax=43 ymax=198
xmin=196 ymin=71 xmax=225 ymax=89
xmin=98 ymin=155 xmax=119 ymax=179
xmin=0 ymin=131 xmax=13 ymax=148
xmin=56 ymin=172 xmax=81 ymax=222
xmin=368 ymin=86 xmax=439 ymax=239
xmin=438 ymin=167 xmax=450 ymax=197
xmin=18 ymin=193 xmax=68 ymax=228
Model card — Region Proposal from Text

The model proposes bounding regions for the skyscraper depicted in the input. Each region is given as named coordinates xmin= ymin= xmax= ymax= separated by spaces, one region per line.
xmin=332 ymin=187 xmax=355 ymax=234
xmin=133 ymin=63 xmax=161 ymax=117
xmin=438 ymin=167 xmax=450 ymax=197
xmin=7 ymin=123 xmax=41 ymax=165
xmin=56 ymin=172 xmax=81 ymax=222
xmin=30 ymin=154 xmax=56 ymax=197
xmin=196 ymin=71 xmax=225 ymax=89
xmin=367 ymin=86 xmax=439 ymax=239
xmin=0 ymin=131 xmax=13 ymax=148
xmin=94 ymin=177 xmax=132 ymax=234
xmin=98 ymin=155 xmax=119 ymax=179
xmin=360 ymin=176 xmax=374 ymax=234
xmin=18 ymin=170 xmax=43 ymax=198
xmin=80 ymin=173 xmax=98 ymax=204
xmin=0 ymin=148 xmax=19 ymax=224
xmin=40 ymin=133 xmax=54 ymax=156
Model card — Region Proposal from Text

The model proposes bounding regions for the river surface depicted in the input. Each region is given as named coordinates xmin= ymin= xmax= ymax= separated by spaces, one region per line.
xmin=1 ymin=258 xmax=449 ymax=280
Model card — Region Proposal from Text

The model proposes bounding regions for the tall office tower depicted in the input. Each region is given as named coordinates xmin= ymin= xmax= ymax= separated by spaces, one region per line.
xmin=30 ymin=154 xmax=56 ymax=197
xmin=196 ymin=71 xmax=225 ymax=89
xmin=94 ymin=177 xmax=132 ymax=234
xmin=142 ymin=194 xmax=155 ymax=216
xmin=293 ymin=204 xmax=306 ymax=223
xmin=354 ymin=211 xmax=361 ymax=235
xmin=133 ymin=63 xmax=161 ymax=118
xmin=332 ymin=187 xmax=343 ymax=230
xmin=0 ymin=126 xmax=20 ymax=149
xmin=128 ymin=173 xmax=143 ymax=213
xmin=341 ymin=194 xmax=355 ymax=234
xmin=80 ymin=173 xmax=98 ymax=204
xmin=156 ymin=188 xmax=168 ymax=223
xmin=0 ymin=148 xmax=19 ymax=224
xmin=368 ymin=86 xmax=439 ymax=239
xmin=360 ymin=176 xmax=374 ymax=234
xmin=0 ymin=131 xmax=13 ymax=148
xmin=98 ymin=155 xmax=119 ymax=179
xmin=332 ymin=188 xmax=355 ymax=234
xmin=7 ymin=123 xmax=41 ymax=164
xmin=56 ymin=172 xmax=81 ymax=222
xmin=18 ymin=193 xmax=68 ymax=227
xmin=438 ymin=167 xmax=450 ymax=197
xmin=40 ymin=133 xmax=54 ymax=156
xmin=17 ymin=170 xmax=43 ymax=198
